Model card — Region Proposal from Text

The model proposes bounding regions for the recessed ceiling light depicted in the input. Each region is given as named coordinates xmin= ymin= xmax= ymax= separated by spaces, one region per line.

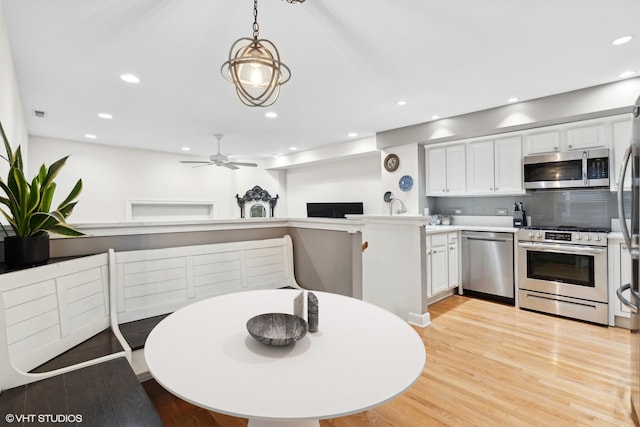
xmin=272 ymin=154 xmax=279 ymax=158
xmin=507 ymin=97 xmax=519 ymax=103
xmin=265 ymin=111 xmax=278 ymax=118
xmin=431 ymin=115 xmax=440 ymax=120
xmin=348 ymin=132 xmax=358 ymax=138
xmin=98 ymin=113 xmax=113 ymax=119
xmin=289 ymin=146 xmax=298 ymax=151
xmin=85 ymin=134 xmax=97 ymax=139
xmin=120 ymin=73 xmax=140 ymax=84
xmin=619 ymin=70 xmax=636 ymax=78
xmin=397 ymin=100 xmax=407 ymax=106
xmin=612 ymin=35 xmax=633 ymax=46
xmin=181 ymin=147 xmax=191 ymax=151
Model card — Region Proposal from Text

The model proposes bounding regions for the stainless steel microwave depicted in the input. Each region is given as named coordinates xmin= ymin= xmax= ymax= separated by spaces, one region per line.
xmin=523 ymin=148 xmax=610 ymax=189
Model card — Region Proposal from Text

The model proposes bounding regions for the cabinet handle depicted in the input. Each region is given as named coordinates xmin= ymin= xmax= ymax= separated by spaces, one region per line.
xmin=568 ymin=144 xmax=573 ymax=148
xmin=362 ymin=241 xmax=369 ymax=252
xmin=427 ymin=250 xmax=431 ymax=255
xmin=489 ymin=187 xmax=493 ymax=191
xmin=433 ymin=249 xmax=437 ymax=254
xmin=449 ymin=246 xmax=454 ymax=250
xmin=446 ymin=189 xmax=450 ymax=192
xmin=623 ymin=245 xmax=628 ymax=250
xmin=554 ymin=146 xmax=559 ymax=150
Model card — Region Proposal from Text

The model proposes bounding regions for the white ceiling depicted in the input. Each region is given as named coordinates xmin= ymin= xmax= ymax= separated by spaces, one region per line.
xmin=3 ymin=0 xmax=640 ymax=160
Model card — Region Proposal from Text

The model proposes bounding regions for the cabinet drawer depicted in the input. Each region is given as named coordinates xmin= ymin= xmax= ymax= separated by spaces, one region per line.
xmin=447 ymin=232 xmax=458 ymax=244
xmin=430 ymin=233 xmax=448 ymax=246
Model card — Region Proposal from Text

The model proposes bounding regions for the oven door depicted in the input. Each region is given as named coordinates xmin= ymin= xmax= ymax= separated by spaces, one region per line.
xmin=517 ymin=241 xmax=607 ymax=303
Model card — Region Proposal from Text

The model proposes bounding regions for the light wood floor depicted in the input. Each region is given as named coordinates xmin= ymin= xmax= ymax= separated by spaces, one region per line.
xmin=142 ymin=295 xmax=634 ymax=426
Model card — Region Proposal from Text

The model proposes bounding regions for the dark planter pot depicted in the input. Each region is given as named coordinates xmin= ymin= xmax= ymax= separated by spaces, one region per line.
xmin=4 ymin=234 xmax=50 ymax=267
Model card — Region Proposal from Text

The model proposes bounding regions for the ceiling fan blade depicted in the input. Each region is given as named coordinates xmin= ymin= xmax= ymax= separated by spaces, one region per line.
xmin=180 ymin=160 xmax=212 ymax=164
xmin=228 ymin=161 xmax=258 ymax=167
xmin=222 ymin=163 xmax=240 ymax=170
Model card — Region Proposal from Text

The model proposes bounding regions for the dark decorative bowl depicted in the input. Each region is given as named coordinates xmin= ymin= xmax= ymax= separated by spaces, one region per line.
xmin=246 ymin=313 xmax=308 ymax=346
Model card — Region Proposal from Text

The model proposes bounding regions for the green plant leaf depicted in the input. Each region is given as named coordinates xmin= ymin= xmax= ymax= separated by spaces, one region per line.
xmin=41 ymin=182 xmax=56 ymax=214
xmin=0 ymin=121 xmax=11 ymax=164
xmin=41 ymin=156 xmax=68 ymax=189
xmin=57 ymin=179 xmax=82 ymax=210
xmin=0 ymin=121 xmax=83 ymax=237
xmin=48 ymin=223 xmax=85 ymax=237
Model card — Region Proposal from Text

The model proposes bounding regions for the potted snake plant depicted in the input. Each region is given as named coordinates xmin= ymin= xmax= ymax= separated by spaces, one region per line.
xmin=0 ymin=121 xmax=84 ymax=267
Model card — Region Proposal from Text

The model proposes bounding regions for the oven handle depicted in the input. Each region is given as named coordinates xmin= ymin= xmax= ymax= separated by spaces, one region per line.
xmin=616 ymin=283 xmax=638 ymax=314
xmin=517 ymin=242 xmax=606 ymax=255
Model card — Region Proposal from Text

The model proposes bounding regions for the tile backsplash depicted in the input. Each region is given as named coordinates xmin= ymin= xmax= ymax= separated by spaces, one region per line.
xmin=432 ymin=189 xmax=631 ymax=229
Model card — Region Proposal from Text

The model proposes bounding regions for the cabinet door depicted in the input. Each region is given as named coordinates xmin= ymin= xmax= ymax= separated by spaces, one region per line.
xmin=446 ymin=144 xmax=466 ymax=194
xmin=525 ymin=131 xmax=560 ymax=155
xmin=430 ymin=246 xmax=448 ymax=295
xmin=616 ymin=243 xmax=632 ymax=317
xmin=566 ymin=124 xmax=605 ymax=150
xmin=612 ymin=119 xmax=632 ymax=191
xmin=466 ymin=140 xmax=494 ymax=194
xmin=448 ymin=243 xmax=458 ymax=289
xmin=494 ymin=136 xmax=523 ymax=193
xmin=426 ymin=147 xmax=447 ymax=195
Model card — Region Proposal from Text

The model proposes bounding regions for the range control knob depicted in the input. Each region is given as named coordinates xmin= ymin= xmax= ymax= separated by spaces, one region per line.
xmin=586 ymin=235 xmax=592 ymax=241
xmin=536 ymin=232 xmax=542 ymax=238
xmin=576 ymin=234 xmax=582 ymax=240
xmin=528 ymin=232 xmax=534 ymax=238
xmin=595 ymin=235 xmax=601 ymax=242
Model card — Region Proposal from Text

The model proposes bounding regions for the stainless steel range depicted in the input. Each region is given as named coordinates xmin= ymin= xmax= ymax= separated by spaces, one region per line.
xmin=517 ymin=226 xmax=609 ymax=325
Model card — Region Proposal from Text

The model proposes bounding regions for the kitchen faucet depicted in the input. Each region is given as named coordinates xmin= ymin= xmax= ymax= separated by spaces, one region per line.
xmin=389 ymin=197 xmax=407 ymax=215
xmin=383 ymin=191 xmax=407 ymax=215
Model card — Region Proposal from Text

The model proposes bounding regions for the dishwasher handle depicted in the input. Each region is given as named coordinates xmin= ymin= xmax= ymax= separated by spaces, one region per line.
xmin=463 ymin=236 xmax=512 ymax=243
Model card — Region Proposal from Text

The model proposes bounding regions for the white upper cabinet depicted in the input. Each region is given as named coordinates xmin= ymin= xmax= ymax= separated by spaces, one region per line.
xmin=494 ymin=136 xmax=523 ymax=193
xmin=566 ymin=124 xmax=606 ymax=150
xmin=425 ymin=114 xmax=625 ymax=197
xmin=467 ymin=136 xmax=523 ymax=195
xmin=446 ymin=144 xmax=466 ymax=194
xmin=525 ymin=131 xmax=560 ymax=155
xmin=426 ymin=144 xmax=466 ymax=195
xmin=466 ymin=140 xmax=494 ymax=194
xmin=426 ymin=147 xmax=447 ymax=194
xmin=612 ymin=118 xmax=632 ymax=191
xmin=525 ymin=121 xmax=609 ymax=155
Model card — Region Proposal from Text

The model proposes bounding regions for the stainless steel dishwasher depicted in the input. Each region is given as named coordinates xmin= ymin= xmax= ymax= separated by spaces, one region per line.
xmin=461 ymin=231 xmax=514 ymax=304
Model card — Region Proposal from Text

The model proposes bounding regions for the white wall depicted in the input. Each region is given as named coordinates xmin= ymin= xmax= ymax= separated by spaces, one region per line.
xmin=0 ymin=2 xmax=28 ymax=168
xmin=285 ymin=152 xmax=382 ymax=218
xmin=381 ymin=143 xmax=422 ymax=215
xmin=28 ymin=137 xmax=285 ymax=223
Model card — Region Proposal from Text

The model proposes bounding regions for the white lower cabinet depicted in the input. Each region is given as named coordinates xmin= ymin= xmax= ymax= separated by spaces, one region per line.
xmin=427 ymin=231 xmax=459 ymax=298
xmin=610 ymin=239 xmax=632 ymax=320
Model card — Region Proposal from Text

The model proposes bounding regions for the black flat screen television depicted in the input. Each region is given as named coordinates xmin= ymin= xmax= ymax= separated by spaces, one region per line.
xmin=306 ymin=202 xmax=363 ymax=218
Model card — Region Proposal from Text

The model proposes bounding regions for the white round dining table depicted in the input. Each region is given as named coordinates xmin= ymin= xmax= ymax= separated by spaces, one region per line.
xmin=145 ymin=289 xmax=426 ymax=427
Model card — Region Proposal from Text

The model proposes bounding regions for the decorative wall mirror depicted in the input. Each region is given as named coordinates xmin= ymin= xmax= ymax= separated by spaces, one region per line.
xmin=236 ymin=186 xmax=279 ymax=218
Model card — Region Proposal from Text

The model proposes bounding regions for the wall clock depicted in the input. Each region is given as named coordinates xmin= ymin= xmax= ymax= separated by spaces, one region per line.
xmin=383 ymin=154 xmax=399 ymax=172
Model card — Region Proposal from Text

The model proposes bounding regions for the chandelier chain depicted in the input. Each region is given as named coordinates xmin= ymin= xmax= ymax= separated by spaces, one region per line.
xmin=252 ymin=0 xmax=259 ymax=39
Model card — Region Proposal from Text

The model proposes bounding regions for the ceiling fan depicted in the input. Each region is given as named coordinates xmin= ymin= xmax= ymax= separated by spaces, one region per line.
xmin=180 ymin=134 xmax=258 ymax=170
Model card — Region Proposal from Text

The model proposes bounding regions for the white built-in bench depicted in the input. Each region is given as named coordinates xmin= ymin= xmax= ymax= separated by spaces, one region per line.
xmin=0 ymin=235 xmax=304 ymax=399
xmin=0 ymin=253 xmax=122 ymax=390
xmin=109 ymin=235 xmax=303 ymax=378
xmin=0 ymin=253 xmax=162 ymax=424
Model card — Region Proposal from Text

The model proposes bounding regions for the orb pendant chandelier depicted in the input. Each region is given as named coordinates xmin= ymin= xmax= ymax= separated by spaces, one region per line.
xmin=221 ymin=0 xmax=292 ymax=107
